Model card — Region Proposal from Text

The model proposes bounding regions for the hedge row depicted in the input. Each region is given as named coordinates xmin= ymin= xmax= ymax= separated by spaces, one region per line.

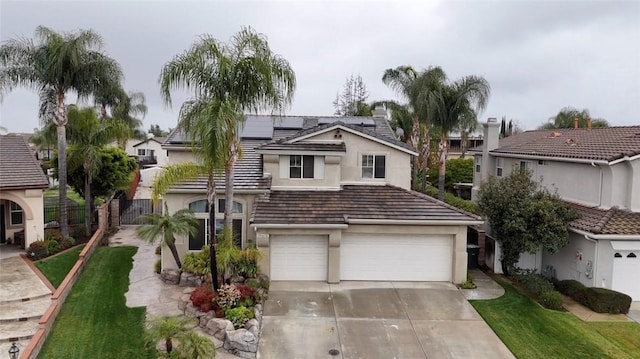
xmin=555 ymin=279 xmax=631 ymax=314
xmin=514 ymin=273 xmax=563 ymax=310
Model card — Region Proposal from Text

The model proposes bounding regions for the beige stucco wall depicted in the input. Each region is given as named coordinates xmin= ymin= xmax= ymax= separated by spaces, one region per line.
xmin=303 ymin=130 xmax=412 ymax=189
xmin=166 ymin=149 xmax=197 ymax=165
xmin=255 ymin=224 xmax=469 ymax=284
xmin=135 ymin=140 xmax=169 ymax=167
xmin=542 ymin=232 xmax=597 ymax=287
xmin=0 ymin=189 xmax=44 ymax=249
xmin=264 ymin=154 xmax=342 ymax=189
xmin=161 ymin=191 xmax=260 ymax=270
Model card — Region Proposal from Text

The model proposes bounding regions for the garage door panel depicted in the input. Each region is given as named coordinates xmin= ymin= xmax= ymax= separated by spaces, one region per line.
xmin=341 ymin=234 xmax=452 ymax=281
xmin=270 ymin=235 xmax=328 ymax=281
xmin=612 ymin=251 xmax=640 ymax=301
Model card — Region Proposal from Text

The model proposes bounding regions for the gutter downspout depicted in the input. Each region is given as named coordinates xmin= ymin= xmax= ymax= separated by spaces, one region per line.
xmin=591 ymin=162 xmax=603 ymax=207
xmin=583 ymin=234 xmax=598 ymax=288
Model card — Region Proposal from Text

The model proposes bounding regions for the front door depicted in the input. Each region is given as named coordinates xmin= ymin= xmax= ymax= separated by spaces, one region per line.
xmin=0 ymin=204 xmax=5 ymax=244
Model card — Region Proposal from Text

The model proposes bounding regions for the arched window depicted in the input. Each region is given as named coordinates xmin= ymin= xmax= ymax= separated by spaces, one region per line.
xmin=188 ymin=199 xmax=209 ymax=213
xmin=187 ymin=198 xmax=245 ymax=251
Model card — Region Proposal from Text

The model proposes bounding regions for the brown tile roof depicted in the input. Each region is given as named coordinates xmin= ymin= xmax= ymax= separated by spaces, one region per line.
xmin=0 ymin=135 xmax=49 ymax=190
xmin=251 ymin=185 xmax=481 ymax=224
xmin=567 ymin=202 xmax=640 ymax=236
xmin=470 ymin=126 xmax=640 ymax=162
xmin=169 ymin=140 xmax=271 ymax=191
xmin=257 ymin=142 xmax=346 ymax=152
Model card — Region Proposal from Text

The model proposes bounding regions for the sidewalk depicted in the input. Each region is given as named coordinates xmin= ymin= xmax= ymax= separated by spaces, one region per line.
xmin=461 ymin=269 xmax=506 ymax=300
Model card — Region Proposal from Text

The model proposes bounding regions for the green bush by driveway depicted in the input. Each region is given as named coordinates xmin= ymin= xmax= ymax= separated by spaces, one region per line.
xmin=471 ymin=281 xmax=640 ymax=359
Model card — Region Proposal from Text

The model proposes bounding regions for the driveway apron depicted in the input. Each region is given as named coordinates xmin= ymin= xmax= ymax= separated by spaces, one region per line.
xmin=258 ymin=281 xmax=514 ymax=359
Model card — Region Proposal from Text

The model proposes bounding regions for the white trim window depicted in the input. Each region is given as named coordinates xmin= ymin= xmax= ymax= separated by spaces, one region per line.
xmin=290 ymin=155 xmax=314 ymax=179
xmin=520 ymin=160 xmax=533 ymax=172
xmin=187 ymin=199 xmax=244 ymax=250
xmin=475 ymin=155 xmax=481 ymax=173
xmin=362 ymin=154 xmax=385 ymax=179
xmin=496 ymin=158 xmax=504 ymax=177
xmin=10 ymin=202 xmax=23 ymax=226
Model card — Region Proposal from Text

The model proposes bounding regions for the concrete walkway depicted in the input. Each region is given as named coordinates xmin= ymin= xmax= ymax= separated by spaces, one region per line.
xmin=460 ymin=269 xmax=505 ymax=300
xmin=0 ymin=245 xmax=52 ymax=355
xmin=110 ymin=226 xmax=242 ymax=358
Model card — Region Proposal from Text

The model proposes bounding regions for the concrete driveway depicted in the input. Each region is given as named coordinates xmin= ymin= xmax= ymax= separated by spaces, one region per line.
xmin=258 ymin=281 xmax=514 ymax=359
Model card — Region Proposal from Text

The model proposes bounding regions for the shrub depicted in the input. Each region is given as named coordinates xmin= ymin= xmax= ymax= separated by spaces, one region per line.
xmin=235 ymin=284 xmax=255 ymax=307
xmin=59 ymin=236 xmax=76 ymax=250
xmin=515 ymin=273 xmax=555 ymax=298
xmin=555 ymin=280 xmax=586 ymax=302
xmin=154 ymin=259 xmax=161 ymax=274
xmin=190 ymin=284 xmax=217 ymax=312
xmin=182 ymin=246 xmax=210 ymax=275
xmin=216 ymin=284 xmax=241 ymax=310
xmin=70 ymin=225 xmax=86 ymax=240
xmin=234 ymin=247 xmax=262 ymax=278
xmin=460 ymin=273 xmax=477 ymax=289
xmin=539 ymin=290 xmax=564 ymax=310
xmin=225 ymin=306 xmax=254 ymax=329
xmin=47 ymin=240 xmax=60 ymax=255
xmin=27 ymin=240 xmax=48 ymax=259
xmin=44 ymin=229 xmax=63 ymax=242
xmin=583 ymin=287 xmax=632 ymax=314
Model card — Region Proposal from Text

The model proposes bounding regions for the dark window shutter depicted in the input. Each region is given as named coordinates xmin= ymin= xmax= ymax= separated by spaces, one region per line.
xmin=374 ymin=155 xmax=386 ymax=178
xmin=303 ymin=155 xmax=315 ymax=178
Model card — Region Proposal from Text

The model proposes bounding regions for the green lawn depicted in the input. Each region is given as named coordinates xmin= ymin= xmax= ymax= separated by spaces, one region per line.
xmin=34 ymin=245 xmax=85 ymax=288
xmin=44 ymin=187 xmax=85 ymax=205
xmin=471 ymin=281 xmax=640 ymax=359
xmin=38 ymin=246 xmax=154 ymax=359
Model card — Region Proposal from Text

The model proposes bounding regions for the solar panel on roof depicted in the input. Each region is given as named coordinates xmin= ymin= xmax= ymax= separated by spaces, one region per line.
xmin=273 ymin=116 xmax=304 ymax=129
xmin=317 ymin=117 xmax=376 ymax=127
xmin=241 ymin=116 xmax=274 ymax=139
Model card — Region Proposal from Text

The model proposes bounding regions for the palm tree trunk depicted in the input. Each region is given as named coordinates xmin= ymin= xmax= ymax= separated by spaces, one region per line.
xmin=207 ymin=174 xmax=219 ymax=291
xmin=166 ymin=337 xmax=173 ymax=353
xmin=54 ymin=93 xmax=69 ymax=237
xmin=84 ymin=167 xmax=91 ymax=237
xmin=410 ymin=115 xmax=420 ymax=190
xmin=224 ymin=141 xmax=237 ymax=231
xmin=167 ymin=241 xmax=182 ymax=269
xmin=437 ymin=133 xmax=448 ymax=201
xmin=460 ymin=131 xmax=468 ymax=159
xmin=420 ymin=124 xmax=430 ymax=193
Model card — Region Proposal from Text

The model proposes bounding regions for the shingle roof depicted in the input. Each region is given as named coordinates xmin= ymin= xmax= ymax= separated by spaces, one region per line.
xmin=567 ymin=202 xmax=640 ymax=236
xmin=168 ymin=140 xmax=270 ymax=191
xmin=251 ymin=185 xmax=481 ymax=224
xmin=0 ymin=135 xmax=49 ymax=190
xmin=471 ymin=126 xmax=640 ymax=162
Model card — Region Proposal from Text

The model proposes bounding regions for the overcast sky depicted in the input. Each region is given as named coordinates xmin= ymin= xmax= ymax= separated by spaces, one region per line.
xmin=1 ymin=0 xmax=639 ymax=134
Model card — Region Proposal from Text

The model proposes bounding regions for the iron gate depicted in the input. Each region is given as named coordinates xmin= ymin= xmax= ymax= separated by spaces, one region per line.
xmin=119 ymin=195 xmax=162 ymax=225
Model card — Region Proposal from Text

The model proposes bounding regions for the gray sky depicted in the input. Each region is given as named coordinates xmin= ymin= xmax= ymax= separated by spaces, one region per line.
xmin=1 ymin=0 xmax=639 ymax=134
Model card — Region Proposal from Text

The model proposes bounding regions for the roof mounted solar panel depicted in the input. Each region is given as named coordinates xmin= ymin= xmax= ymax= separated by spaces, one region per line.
xmin=273 ymin=116 xmax=304 ymax=129
xmin=317 ymin=117 xmax=376 ymax=127
xmin=241 ymin=116 xmax=274 ymax=139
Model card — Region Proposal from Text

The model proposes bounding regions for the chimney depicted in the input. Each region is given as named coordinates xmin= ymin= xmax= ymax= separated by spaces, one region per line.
xmin=587 ymin=117 xmax=592 ymax=130
xmin=473 ymin=117 xmax=501 ymax=202
xmin=574 ymin=118 xmax=579 ymax=129
xmin=371 ymin=105 xmax=387 ymax=119
xmin=483 ymin=117 xmax=500 ymax=152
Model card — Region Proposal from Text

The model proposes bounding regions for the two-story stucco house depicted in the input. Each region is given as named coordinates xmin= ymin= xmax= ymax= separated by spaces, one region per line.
xmin=160 ymin=114 xmax=482 ymax=284
xmin=471 ymin=118 xmax=640 ymax=300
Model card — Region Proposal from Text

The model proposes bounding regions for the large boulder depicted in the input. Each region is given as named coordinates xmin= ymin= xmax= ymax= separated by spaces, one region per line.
xmin=245 ymin=318 xmax=260 ymax=337
xmin=160 ymin=269 xmax=181 ymax=285
xmin=179 ymin=272 xmax=203 ymax=287
xmin=224 ymin=329 xmax=258 ymax=356
xmin=206 ymin=318 xmax=234 ymax=341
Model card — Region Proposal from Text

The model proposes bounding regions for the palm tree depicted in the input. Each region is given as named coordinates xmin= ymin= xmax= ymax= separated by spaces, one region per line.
xmin=158 ymin=27 xmax=296 ymax=289
xmin=145 ymin=316 xmax=196 ymax=355
xmin=382 ymin=66 xmax=446 ymax=192
xmin=30 ymin=125 xmax=57 ymax=160
xmin=66 ymin=105 xmax=128 ymax=235
xmin=539 ymin=106 xmax=608 ymax=130
xmin=113 ymin=91 xmax=148 ymax=142
xmin=137 ymin=203 xmax=199 ymax=269
xmin=429 ymin=75 xmax=490 ymax=200
xmin=179 ymin=331 xmax=216 ymax=359
xmin=457 ymin=115 xmax=479 ymax=159
xmin=0 ymin=26 xmax=123 ymax=237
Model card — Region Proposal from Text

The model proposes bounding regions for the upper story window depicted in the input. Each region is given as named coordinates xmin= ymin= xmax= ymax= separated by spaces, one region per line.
xmin=217 ymin=199 xmax=243 ymax=214
xmin=475 ymin=156 xmax=481 ymax=173
xmin=10 ymin=202 xmax=23 ymax=226
xmin=520 ymin=160 xmax=533 ymax=172
xmin=289 ymin=155 xmax=314 ymax=179
xmin=496 ymin=158 xmax=504 ymax=177
xmin=362 ymin=154 xmax=385 ymax=179
xmin=137 ymin=148 xmax=155 ymax=157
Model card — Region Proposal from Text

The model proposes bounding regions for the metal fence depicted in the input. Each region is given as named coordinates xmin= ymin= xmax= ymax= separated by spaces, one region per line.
xmin=44 ymin=205 xmax=95 ymax=227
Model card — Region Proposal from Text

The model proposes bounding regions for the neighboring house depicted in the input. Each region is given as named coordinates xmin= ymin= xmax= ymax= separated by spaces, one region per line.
xmin=131 ymin=136 xmax=168 ymax=168
xmin=0 ymin=135 xmax=48 ymax=249
xmin=471 ymin=118 xmax=640 ymax=300
xmin=447 ymin=132 xmax=483 ymax=159
xmin=161 ymin=114 xmax=482 ymax=284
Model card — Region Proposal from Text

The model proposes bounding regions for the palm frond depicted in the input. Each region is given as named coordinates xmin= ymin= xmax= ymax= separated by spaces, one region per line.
xmin=151 ymin=162 xmax=206 ymax=200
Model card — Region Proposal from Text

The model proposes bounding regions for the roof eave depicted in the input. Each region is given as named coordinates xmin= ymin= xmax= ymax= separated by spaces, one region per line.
xmin=346 ymin=218 xmax=484 ymax=226
xmin=570 ymin=227 xmax=640 ymax=240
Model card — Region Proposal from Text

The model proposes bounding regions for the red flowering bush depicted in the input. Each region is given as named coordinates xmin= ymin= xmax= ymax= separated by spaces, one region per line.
xmin=190 ymin=284 xmax=217 ymax=312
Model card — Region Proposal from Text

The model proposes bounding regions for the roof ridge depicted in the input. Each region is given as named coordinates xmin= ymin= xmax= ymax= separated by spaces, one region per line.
xmin=592 ymin=206 xmax=617 ymax=234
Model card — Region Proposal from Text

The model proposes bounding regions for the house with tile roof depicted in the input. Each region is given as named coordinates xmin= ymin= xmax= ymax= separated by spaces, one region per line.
xmin=159 ymin=113 xmax=482 ymax=284
xmin=471 ymin=118 xmax=640 ymax=300
xmin=0 ymin=135 xmax=49 ymax=249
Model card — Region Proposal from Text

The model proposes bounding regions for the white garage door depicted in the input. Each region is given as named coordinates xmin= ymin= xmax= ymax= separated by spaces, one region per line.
xmin=270 ymin=235 xmax=328 ymax=281
xmin=341 ymin=233 xmax=453 ymax=281
xmin=612 ymin=251 xmax=640 ymax=301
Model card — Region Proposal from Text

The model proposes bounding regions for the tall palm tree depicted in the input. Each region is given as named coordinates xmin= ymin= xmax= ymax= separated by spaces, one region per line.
xmin=66 ymin=105 xmax=128 ymax=235
xmin=158 ymin=27 xmax=296 ymax=289
xmin=382 ymin=66 xmax=446 ymax=192
xmin=457 ymin=115 xmax=479 ymax=159
xmin=137 ymin=203 xmax=199 ymax=269
xmin=429 ymin=75 xmax=490 ymax=200
xmin=113 ymin=91 xmax=148 ymax=141
xmin=0 ymin=26 xmax=122 ymax=237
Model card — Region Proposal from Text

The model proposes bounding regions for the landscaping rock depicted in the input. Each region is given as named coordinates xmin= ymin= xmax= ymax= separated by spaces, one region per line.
xmin=206 ymin=318 xmax=234 ymax=340
xmin=230 ymin=275 xmax=245 ymax=285
xmin=180 ymin=272 xmax=203 ymax=287
xmin=178 ymin=294 xmax=191 ymax=311
xmin=199 ymin=311 xmax=215 ymax=327
xmin=182 ymin=287 xmax=196 ymax=294
xmin=253 ymin=304 xmax=263 ymax=323
xmin=161 ymin=269 xmax=181 ymax=285
xmin=185 ymin=302 xmax=198 ymax=317
xmin=224 ymin=328 xmax=258 ymax=354
xmin=245 ymin=318 xmax=260 ymax=337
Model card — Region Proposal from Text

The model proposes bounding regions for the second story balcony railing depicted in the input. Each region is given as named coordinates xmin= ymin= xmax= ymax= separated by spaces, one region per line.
xmin=137 ymin=155 xmax=157 ymax=166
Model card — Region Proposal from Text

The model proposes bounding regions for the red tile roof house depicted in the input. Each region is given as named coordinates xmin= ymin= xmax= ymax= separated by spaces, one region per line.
xmin=0 ymin=135 xmax=49 ymax=249
xmin=471 ymin=118 xmax=640 ymax=300
xmin=159 ymin=113 xmax=482 ymax=284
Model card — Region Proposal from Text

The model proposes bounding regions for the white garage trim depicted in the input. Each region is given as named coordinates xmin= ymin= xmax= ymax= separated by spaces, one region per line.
xmin=612 ymin=250 xmax=640 ymax=301
xmin=270 ymin=235 xmax=328 ymax=281
xmin=611 ymin=241 xmax=640 ymax=251
xmin=340 ymin=233 xmax=453 ymax=281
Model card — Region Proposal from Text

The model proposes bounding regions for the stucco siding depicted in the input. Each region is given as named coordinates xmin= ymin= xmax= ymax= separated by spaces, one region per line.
xmin=0 ymin=189 xmax=44 ymax=249
xmin=166 ymin=150 xmax=197 ymax=165
xmin=542 ymin=232 xmax=597 ymax=287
